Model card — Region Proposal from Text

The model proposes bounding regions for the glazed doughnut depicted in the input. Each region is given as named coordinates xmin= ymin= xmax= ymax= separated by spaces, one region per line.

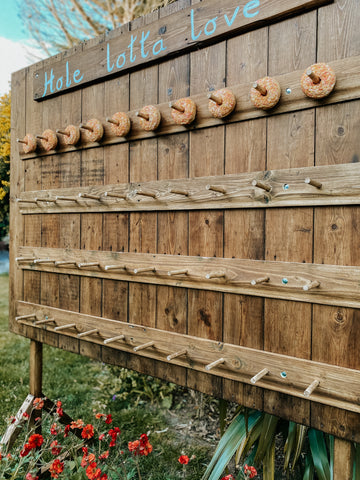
xmin=57 ymin=125 xmax=80 ymax=145
xmin=107 ymin=112 xmax=131 ymax=137
xmin=18 ymin=133 xmax=37 ymax=154
xmin=250 ymin=77 xmax=281 ymax=110
xmin=136 ymin=105 xmax=161 ymax=131
xmin=301 ymin=63 xmax=336 ymax=99
xmin=208 ymin=89 xmax=236 ymax=118
xmin=37 ymin=129 xmax=58 ymax=151
xmin=170 ymin=98 xmax=196 ymax=125
xmin=80 ymin=118 xmax=104 ymax=142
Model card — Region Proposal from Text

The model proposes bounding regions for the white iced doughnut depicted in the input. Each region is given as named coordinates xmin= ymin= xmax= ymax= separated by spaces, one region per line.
xmin=208 ymin=89 xmax=236 ymax=118
xmin=108 ymin=112 xmax=131 ymax=137
xmin=170 ymin=98 xmax=196 ymax=125
xmin=137 ymin=105 xmax=161 ymax=131
xmin=250 ymin=77 xmax=281 ymax=110
xmin=301 ymin=63 xmax=336 ymax=99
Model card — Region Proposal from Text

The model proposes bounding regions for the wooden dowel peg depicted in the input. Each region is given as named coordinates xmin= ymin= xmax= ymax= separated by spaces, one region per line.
xmin=33 ymin=258 xmax=56 ymax=264
xmin=16 ymin=257 xmax=35 ymax=263
xmin=104 ymin=265 xmax=127 ymax=271
xmin=104 ymin=191 xmax=128 ymax=199
xmin=133 ymin=341 xmax=155 ymax=352
xmin=252 ymin=179 xmax=272 ymax=192
xmin=170 ymin=188 xmax=189 ymax=196
xmin=206 ymin=184 xmax=227 ymax=194
xmin=36 ymin=135 xmax=48 ymax=140
xmin=35 ymin=197 xmax=56 ymax=203
xmin=137 ymin=190 xmax=158 ymax=199
xmin=303 ymin=280 xmax=320 ymax=291
xmin=16 ymin=314 xmax=37 ymax=322
xmin=169 ymin=101 xmax=185 ymax=113
xmin=251 ymin=276 xmax=270 ymax=286
xmin=56 ymin=129 xmax=70 ymax=136
xmin=55 ymin=261 xmax=77 ymax=267
xmin=206 ymin=271 xmax=226 ymax=279
xmin=78 ymin=192 xmax=102 ymax=200
xmin=17 ymin=138 xmax=28 ymax=144
xmin=303 ymin=379 xmax=320 ymax=397
xmin=16 ymin=198 xmax=37 ymax=204
xmin=79 ymin=123 xmax=93 ymax=132
xmin=205 ymin=358 xmax=225 ymax=371
xmin=207 ymin=92 xmax=223 ymax=105
xmin=104 ymin=334 xmax=125 ymax=345
xmin=304 ymin=177 xmax=322 ymax=189
xmin=133 ymin=267 xmax=156 ymax=274
xmin=250 ymin=368 xmax=269 ymax=384
xmin=55 ymin=195 xmax=79 ymax=202
xmin=253 ymin=82 xmax=267 ymax=96
xmin=54 ymin=323 xmax=77 ymax=331
xmin=168 ymin=269 xmax=188 ymax=276
xmin=306 ymin=69 xmax=321 ymax=84
xmin=106 ymin=116 xmax=119 ymax=126
xmin=34 ymin=317 xmax=55 ymax=325
xmin=77 ymin=262 xmax=100 ymax=269
xmin=167 ymin=349 xmax=188 ymax=361
xmin=136 ymin=111 xmax=149 ymax=120
xmin=77 ymin=329 xmax=99 ymax=338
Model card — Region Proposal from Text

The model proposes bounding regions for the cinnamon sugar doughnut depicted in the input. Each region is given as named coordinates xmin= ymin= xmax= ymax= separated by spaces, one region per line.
xmin=170 ymin=98 xmax=196 ymax=125
xmin=58 ymin=125 xmax=80 ymax=145
xmin=301 ymin=63 xmax=336 ymax=99
xmin=80 ymin=118 xmax=104 ymax=142
xmin=137 ymin=105 xmax=161 ymax=131
xmin=250 ymin=77 xmax=281 ymax=110
xmin=19 ymin=134 xmax=37 ymax=154
xmin=38 ymin=129 xmax=58 ymax=151
xmin=208 ymin=89 xmax=236 ymax=118
xmin=108 ymin=112 xmax=131 ymax=137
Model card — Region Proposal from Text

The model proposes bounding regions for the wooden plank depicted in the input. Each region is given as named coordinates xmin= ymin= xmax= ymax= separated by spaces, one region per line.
xmin=33 ymin=0 xmax=332 ymax=100
xmin=311 ymin=0 xmax=360 ymax=441
xmin=15 ymin=300 xmax=360 ymax=417
xmin=333 ymin=438 xmax=354 ymax=480
xmin=17 ymin=245 xmax=360 ymax=309
xmin=263 ymin=10 xmax=316 ymax=424
xmin=155 ymin=0 xmax=190 ymax=387
xmin=17 ymin=161 xmax=360 ymax=214
xmin=223 ymin=24 xmax=268 ymax=410
xmin=21 ymin=53 xmax=360 ymax=158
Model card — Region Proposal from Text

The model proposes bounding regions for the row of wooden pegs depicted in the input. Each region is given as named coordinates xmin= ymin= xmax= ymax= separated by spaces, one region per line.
xmin=15 ymin=312 xmax=321 ymax=398
xmin=15 ymin=256 xmax=321 ymax=291
xmin=16 ymin=176 xmax=323 ymax=205
xmin=17 ymin=63 xmax=336 ymax=154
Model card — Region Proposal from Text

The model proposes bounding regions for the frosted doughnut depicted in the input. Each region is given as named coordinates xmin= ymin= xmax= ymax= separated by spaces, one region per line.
xmin=208 ymin=89 xmax=236 ymax=118
xmin=250 ymin=77 xmax=281 ymax=110
xmin=38 ymin=129 xmax=58 ymax=151
xmin=136 ymin=105 xmax=161 ymax=131
xmin=301 ymin=63 xmax=336 ymax=99
xmin=107 ymin=112 xmax=131 ymax=137
xmin=19 ymin=134 xmax=37 ymax=154
xmin=58 ymin=125 xmax=80 ymax=145
xmin=170 ymin=98 xmax=196 ymax=125
xmin=80 ymin=118 xmax=104 ymax=142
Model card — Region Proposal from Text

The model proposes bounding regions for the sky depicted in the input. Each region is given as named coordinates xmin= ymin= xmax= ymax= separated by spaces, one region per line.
xmin=0 ymin=0 xmax=44 ymax=96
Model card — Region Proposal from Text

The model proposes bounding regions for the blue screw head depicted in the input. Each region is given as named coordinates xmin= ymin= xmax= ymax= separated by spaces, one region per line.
xmin=282 ymin=278 xmax=288 ymax=285
xmin=280 ymin=371 xmax=287 ymax=378
xmin=283 ymin=184 xmax=289 ymax=190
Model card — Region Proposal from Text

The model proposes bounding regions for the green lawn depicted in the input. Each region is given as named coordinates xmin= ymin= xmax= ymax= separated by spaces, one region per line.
xmin=0 ymin=274 xmax=212 ymax=478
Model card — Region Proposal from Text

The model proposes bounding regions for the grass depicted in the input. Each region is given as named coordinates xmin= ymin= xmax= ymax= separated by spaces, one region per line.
xmin=0 ymin=274 xmax=212 ymax=478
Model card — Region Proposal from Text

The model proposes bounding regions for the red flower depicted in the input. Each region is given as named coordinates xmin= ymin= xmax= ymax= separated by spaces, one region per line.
xmin=178 ymin=455 xmax=189 ymax=465
xmin=221 ymin=475 xmax=234 ymax=480
xmin=95 ymin=413 xmax=105 ymax=419
xmin=28 ymin=434 xmax=44 ymax=448
xmin=50 ymin=423 xmax=60 ymax=435
xmin=128 ymin=440 xmax=140 ymax=455
xmin=64 ymin=424 xmax=70 ymax=437
xmin=33 ymin=398 xmax=44 ymax=410
xmin=50 ymin=440 xmax=62 ymax=456
xmin=49 ymin=459 xmax=64 ymax=478
xmin=26 ymin=473 xmax=39 ymax=480
xmin=108 ymin=427 xmax=121 ymax=447
xmin=99 ymin=433 xmax=105 ymax=441
xmin=244 ymin=464 xmax=257 ymax=478
xmin=23 ymin=412 xmax=30 ymax=419
xmin=9 ymin=416 xmax=16 ymax=424
xmin=56 ymin=400 xmax=63 ymax=417
xmin=100 ymin=475 xmax=108 ymax=480
xmin=86 ymin=461 xmax=102 ymax=479
xmin=82 ymin=424 xmax=95 ymax=439
xmin=99 ymin=450 xmax=109 ymax=460
xmin=105 ymin=414 xmax=112 ymax=424
xmin=20 ymin=444 xmax=32 ymax=457
xmin=71 ymin=419 xmax=84 ymax=429
xmin=129 ymin=435 xmax=153 ymax=456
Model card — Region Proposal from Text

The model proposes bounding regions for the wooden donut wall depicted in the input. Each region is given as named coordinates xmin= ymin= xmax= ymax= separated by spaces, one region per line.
xmin=10 ymin=0 xmax=360 ymax=442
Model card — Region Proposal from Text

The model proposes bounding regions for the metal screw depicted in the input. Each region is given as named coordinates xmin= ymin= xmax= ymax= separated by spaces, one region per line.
xmin=283 ymin=184 xmax=289 ymax=190
xmin=280 ymin=371 xmax=287 ymax=378
xmin=286 ymin=88 xmax=291 ymax=94
xmin=282 ymin=278 xmax=288 ymax=285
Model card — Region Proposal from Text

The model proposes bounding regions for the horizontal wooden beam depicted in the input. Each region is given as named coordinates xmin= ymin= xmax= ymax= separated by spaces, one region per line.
xmin=15 ymin=301 xmax=360 ymax=414
xmin=15 ymin=162 xmax=360 ymax=214
xmin=16 ymin=246 xmax=360 ymax=308
xmin=21 ymin=54 xmax=359 ymax=159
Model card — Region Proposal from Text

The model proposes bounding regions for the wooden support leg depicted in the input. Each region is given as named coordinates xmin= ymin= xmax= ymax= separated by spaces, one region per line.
xmin=30 ymin=340 xmax=43 ymax=396
xmin=333 ymin=437 xmax=354 ymax=480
